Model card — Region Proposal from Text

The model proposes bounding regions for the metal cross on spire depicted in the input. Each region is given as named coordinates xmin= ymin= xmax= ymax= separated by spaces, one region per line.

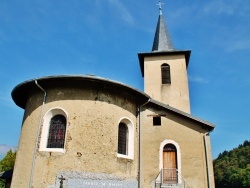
xmin=157 ymin=0 xmax=164 ymax=15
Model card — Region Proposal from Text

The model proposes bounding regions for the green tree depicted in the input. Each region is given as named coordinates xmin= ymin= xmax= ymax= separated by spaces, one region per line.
xmin=0 ymin=150 xmax=16 ymax=188
xmin=0 ymin=150 xmax=16 ymax=172
xmin=214 ymin=140 xmax=250 ymax=188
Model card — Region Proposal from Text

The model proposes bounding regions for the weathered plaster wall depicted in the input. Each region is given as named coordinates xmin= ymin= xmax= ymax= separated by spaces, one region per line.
xmin=144 ymin=54 xmax=190 ymax=113
xmin=140 ymin=108 xmax=213 ymax=188
xmin=11 ymin=85 xmax=139 ymax=188
xmin=11 ymin=78 xmax=214 ymax=188
xmin=11 ymin=92 xmax=43 ymax=188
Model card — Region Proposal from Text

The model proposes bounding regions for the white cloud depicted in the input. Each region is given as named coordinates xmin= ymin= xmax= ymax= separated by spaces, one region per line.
xmin=171 ymin=4 xmax=198 ymax=20
xmin=203 ymin=1 xmax=235 ymax=15
xmin=225 ymin=38 xmax=250 ymax=52
xmin=108 ymin=0 xmax=135 ymax=25
xmin=189 ymin=75 xmax=209 ymax=84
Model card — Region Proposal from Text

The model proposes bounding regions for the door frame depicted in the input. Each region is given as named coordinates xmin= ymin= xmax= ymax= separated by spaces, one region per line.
xmin=159 ymin=140 xmax=182 ymax=184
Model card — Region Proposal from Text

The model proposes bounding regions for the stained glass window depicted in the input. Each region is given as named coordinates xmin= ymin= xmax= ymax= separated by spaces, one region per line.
xmin=47 ymin=115 xmax=66 ymax=148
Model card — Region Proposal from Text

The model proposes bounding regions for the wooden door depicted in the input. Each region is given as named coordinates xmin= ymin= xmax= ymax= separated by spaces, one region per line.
xmin=163 ymin=144 xmax=177 ymax=184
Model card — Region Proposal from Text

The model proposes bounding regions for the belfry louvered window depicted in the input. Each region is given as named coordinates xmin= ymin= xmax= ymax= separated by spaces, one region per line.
xmin=161 ymin=64 xmax=171 ymax=84
xmin=118 ymin=122 xmax=128 ymax=155
xmin=47 ymin=115 xmax=66 ymax=148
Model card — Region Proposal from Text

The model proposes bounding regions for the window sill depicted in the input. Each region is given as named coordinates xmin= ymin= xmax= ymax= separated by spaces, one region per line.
xmin=39 ymin=148 xmax=65 ymax=156
xmin=117 ymin=153 xmax=133 ymax=160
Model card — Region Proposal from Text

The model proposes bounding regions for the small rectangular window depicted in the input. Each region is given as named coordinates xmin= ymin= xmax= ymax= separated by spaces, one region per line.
xmin=153 ymin=116 xmax=161 ymax=126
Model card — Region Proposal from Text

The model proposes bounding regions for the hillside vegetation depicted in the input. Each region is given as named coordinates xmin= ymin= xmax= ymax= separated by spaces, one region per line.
xmin=0 ymin=150 xmax=16 ymax=188
xmin=213 ymin=140 xmax=250 ymax=188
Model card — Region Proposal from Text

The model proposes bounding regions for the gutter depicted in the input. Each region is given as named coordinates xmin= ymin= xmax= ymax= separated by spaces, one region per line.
xmin=29 ymin=80 xmax=47 ymax=188
xmin=203 ymin=130 xmax=214 ymax=188
xmin=138 ymin=99 xmax=150 ymax=188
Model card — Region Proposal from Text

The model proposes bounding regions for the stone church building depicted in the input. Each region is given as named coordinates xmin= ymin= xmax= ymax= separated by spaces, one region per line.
xmin=11 ymin=3 xmax=215 ymax=188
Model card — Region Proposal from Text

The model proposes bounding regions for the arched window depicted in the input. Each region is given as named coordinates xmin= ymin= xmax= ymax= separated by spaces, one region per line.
xmin=39 ymin=108 xmax=68 ymax=152
xmin=117 ymin=118 xmax=134 ymax=159
xmin=118 ymin=122 xmax=128 ymax=155
xmin=47 ymin=115 xmax=66 ymax=148
xmin=161 ymin=64 xmax=171 ymax=84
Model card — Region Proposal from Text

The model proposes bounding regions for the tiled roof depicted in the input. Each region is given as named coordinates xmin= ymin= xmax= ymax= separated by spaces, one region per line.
xmin=152 ymin=15 xmax=174 ymax=51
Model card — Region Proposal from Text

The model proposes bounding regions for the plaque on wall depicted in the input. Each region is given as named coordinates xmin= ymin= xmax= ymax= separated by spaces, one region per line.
xmin=55 ymin=172 xmax=138 ymax=188
xmin=67 ymin=179 xmax=137 ymax=188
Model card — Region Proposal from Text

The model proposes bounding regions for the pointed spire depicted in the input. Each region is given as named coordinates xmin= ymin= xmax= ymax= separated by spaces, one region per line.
xmin=152 ymin=0 xmax=174 ymax=51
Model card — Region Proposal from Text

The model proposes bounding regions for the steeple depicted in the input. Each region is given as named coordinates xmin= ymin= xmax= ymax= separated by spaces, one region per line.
xmin=152 ymin=0 xmax=174 ymax=51
xmin=138 ymin=0 xmax=191 ymax=113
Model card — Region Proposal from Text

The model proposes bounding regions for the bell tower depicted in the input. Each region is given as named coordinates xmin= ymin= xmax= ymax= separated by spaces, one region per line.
xmin=138 ymin=0 xmax=191 ymax=113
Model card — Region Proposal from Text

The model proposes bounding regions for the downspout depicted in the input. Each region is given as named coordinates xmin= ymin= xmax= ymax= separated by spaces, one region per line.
xmin=138 ymin=98 xmax=150 ymax=188
xmin=203 ymin=131 xmax=213 ymax=188
xmin=29 ymin=80 xmax=47 ymax=188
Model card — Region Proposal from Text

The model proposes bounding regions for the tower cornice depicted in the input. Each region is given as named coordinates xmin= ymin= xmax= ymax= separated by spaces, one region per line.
xmin=138 ymin=50 xmax=191 ymax=77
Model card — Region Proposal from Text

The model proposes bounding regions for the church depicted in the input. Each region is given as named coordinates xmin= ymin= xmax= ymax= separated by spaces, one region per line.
xmin=10 ymin=2 xmax=215 ymax=188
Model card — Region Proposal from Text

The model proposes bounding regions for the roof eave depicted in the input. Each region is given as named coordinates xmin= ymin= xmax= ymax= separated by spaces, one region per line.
xmin=11 ymin=75 xmax=150 ymax=109
xmin=138 ymin=50 xmax=191 ymax=77
xmin=148 ymin=99 xmax=215 ymax=131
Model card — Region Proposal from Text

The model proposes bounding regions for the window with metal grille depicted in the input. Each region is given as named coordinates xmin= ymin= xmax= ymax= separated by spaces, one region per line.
xmin=118 ymin=123 xmax=128 ymax=155
xmin=47 ymin=115 xmax=66 ymax=148
xmin=161 ymin=64 xmax=171 ymax=84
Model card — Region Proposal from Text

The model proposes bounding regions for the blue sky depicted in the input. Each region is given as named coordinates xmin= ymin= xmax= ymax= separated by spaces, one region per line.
xmin=0 ymin=0 xmax=250 ymax=159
